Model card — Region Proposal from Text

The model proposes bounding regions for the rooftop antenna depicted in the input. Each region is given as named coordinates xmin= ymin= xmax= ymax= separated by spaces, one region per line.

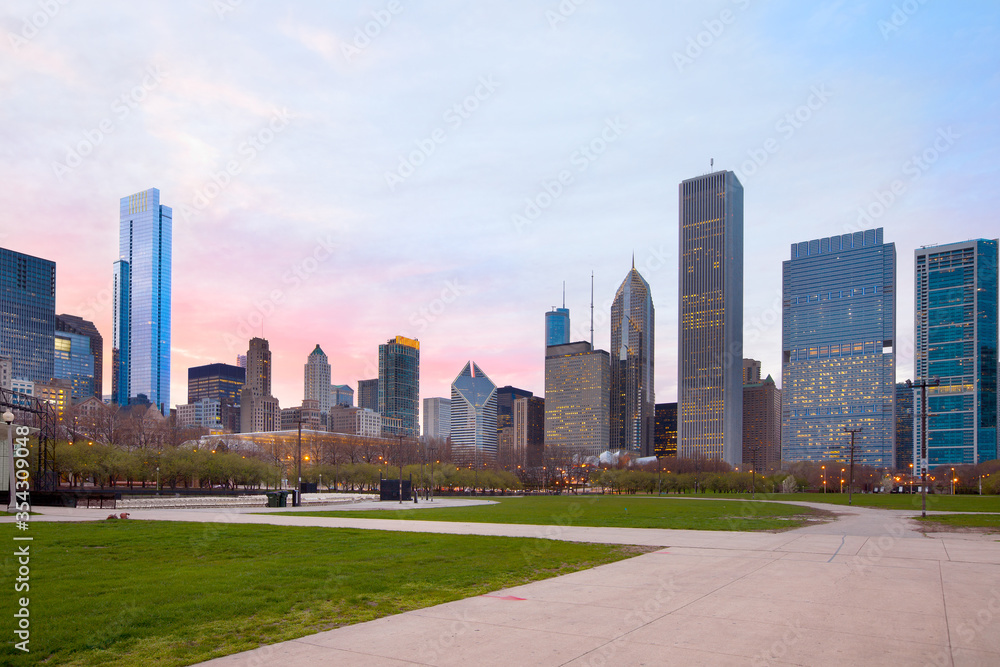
xmin=590 ymin=271 xmax=594 ymax=347
xmin=562 ymin=281 xmax=566 ymax=309
xmin=710 ymin=157 xmax=714 ymax=170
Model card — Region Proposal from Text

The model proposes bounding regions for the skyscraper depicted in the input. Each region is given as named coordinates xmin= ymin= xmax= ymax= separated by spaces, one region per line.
xmin=304 ymin=344 xmax=332 ymax=416
xmin=782 ymin=228 xmax=896 ymax=467
xmin=610 ymin=262 xmax=655 ymax=456
xmin=54 ymin=328 xmax=94 ymax=402
xmin=378 ymin=336 xmax=420 ymax=437
xmin=743 ymin=371 xmax=782 ymax=473
xmin=496 ymin=385 xmax=533 ymax=430
xmin=450 ymin=362 xmax=498 ymax=465
xmin=56 ymin=314 xmax=103 ymax=398
xmin=545 ymin=308 xmax=570 ymax=347
xmin=113 ymin=188 xmax=172 ymax=414
xmin=678 ymin=170 xmax=743 ymax=465
xmin=240 ymin=337 xmax=280 ymax=432
xmin=914 ymin=239 xmax=998 ymax=466
xmin=544 ymin=341 xmax=611 ymax=459
xmin=654 ymin=402 xmax=677 ymax=458
xmin=423 ymin=396 xmax=451 ymax=439
xmin=514 ymin=395 xmax=545 ymax=467
xmin=0 ymin=247 xmax=55 ymax=386
xmin=357 ymin=378 xmax=379 ymax=412
xmin=895 ymin=382 xmax=914 ymax=473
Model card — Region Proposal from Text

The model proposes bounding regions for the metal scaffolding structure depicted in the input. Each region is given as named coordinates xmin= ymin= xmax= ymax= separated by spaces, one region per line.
xmin=0 ymin=387 xmax=57 ymax=492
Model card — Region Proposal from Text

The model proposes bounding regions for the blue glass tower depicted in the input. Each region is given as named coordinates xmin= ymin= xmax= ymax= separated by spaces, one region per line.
xmin=915 ymin=239 xmax=998 ymax=466
xmin=545 ymin=308 xmax=570 ymax=347
xmin=114 ymin=188 xmax=172 ymax=414
xmin=54 ymin=329 xmax=95 ymax=401
xmin=0 ymin=247 xmax=55 ymax=384
xmin=781 ymin=228 xmax=896 ymax=467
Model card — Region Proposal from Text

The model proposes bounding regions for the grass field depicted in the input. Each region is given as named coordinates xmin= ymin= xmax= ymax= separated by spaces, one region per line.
xmin=683 ymin=491 xmax=1000 ymax=513
xmin=278 ymin=494 xmax=828 ymax=531
xmin=0 ymin=521 xmax=646 ymax=666
xmin=914 ymin=513 xmax=1000 ymax=531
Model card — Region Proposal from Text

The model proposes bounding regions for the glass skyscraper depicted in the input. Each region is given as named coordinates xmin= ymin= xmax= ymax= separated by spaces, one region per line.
xmin=544 ymin=341 xmax=611 ymax=459
xmin=54 ymin=329 xmax=95 ymax=402
xmin=113 ymin=188 xmax=172 ymax=414
xmin=610 ymin=263 xmax=655 ymax=456
xmin=914 ymin=239 xmax=998 ymax=466
xmin=0 ymin=247 xmax=55 ymax=385
xmin=545 ymin=307 xmax=570 ymax=347
xmin=450 ymin=362 xmax=498 ymax=464
xmin=378 ymin=336 xmax=420 ymax=437
xmin=781 ymin=228 xmax=896 ymax=467
xmin=678 ymin=170 xmax=743 ymax=465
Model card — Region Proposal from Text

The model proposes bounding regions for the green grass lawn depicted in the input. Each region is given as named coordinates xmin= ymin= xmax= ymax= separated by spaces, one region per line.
xmin=914 ymin=513 xmax=1000 ymax=531
xmin=0 ymin=521 xmax=646 ymax=667
xmin=680 ymin=491 xmax=1000 ymax=513
xmin=277 ymin=494 xmax=828 ymax=531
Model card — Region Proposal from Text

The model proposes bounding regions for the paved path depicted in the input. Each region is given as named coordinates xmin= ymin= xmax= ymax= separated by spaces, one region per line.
xmin=24 ymin=500 xmax=1000 ymax=665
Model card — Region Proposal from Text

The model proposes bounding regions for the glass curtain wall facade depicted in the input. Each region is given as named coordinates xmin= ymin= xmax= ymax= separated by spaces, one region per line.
xmin=895 ymin=382 xmax=914 ymax=472
xmin=678 ymin=170 xmax=744 ymax=465
xmin=378 ymin=336 xmax=420 ymax=437
xmin=54 ymin=330 xmax=95 ymax=402
xmin=114 ymin=188 xmax=172 ymax=414
xmin=914 ymin=239 xmax=998 ymax=466
xmin=0 ymin=247 xmax=55 ymax=385
xmin=56 ymin=315 xmax=103 ymax=398
xmin=545 ymin=307 xmax=570 ymax=347
xmin=357 ymin=378 xmax=379 ymax=411
xmin=450 ymin=362 xmax=498 ymax=465
xmin=423 ymin=396 xmax=451 ymax=439
xmin=610 ymin=264 xmax=655 ymax=456
xmin=781 ymin=228 xmax=896 ymax=467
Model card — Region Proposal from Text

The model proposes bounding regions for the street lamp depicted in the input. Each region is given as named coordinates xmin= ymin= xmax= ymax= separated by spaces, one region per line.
xmin=950 ymin=467 xmax=955 ymax=495
xmin=3 ymin=409 xmax=15 ymax=513
xmin=822 ymin=465 xmax=826 ymax=494
xmin=840 ymin=468 xmax=845 ymax=494
xmin=844 ymin=427 xmax=862 ymax=505
xmin=907 ymin=377 xmax=940 ymax=518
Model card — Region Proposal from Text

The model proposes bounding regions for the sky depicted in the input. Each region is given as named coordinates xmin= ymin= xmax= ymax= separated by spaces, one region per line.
xmin=1 ymin=0 xmax=998 ymax=415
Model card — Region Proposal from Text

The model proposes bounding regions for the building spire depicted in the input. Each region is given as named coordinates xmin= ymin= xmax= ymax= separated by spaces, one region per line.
xmin=562 ymin=280 xmax=566 ymax=309
xmin=590 ymin=271 xmax=594 ymax=347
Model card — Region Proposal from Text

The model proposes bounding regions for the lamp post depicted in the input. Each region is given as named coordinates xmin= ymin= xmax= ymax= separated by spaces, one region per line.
xmin=156 ymin=465 xmax=160 ymax=495
xmin=3 ymin=409 xmax=15 ymax=513
xmin=907 ymin=377 xmax=939 ymax=518
xmin=844 ymin=427 xmax=862 ymax=505
xmin=397 ymin=434 xmax=405 ymax=504
xmin=822 ymin=465 xmax=826 ymax=494
xmin=950 ymin=467 xmax=955 ymax=495
xmin=295 ymin=420 xmax=302 ymax=507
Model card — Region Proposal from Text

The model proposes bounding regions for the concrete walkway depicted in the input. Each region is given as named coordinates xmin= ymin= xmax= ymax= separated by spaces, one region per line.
xmin=23 ymin=500 xmax=1000 ymax=665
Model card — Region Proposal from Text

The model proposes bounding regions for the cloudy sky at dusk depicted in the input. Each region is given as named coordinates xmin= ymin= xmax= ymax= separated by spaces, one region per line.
xmin=1 ymin=1 xmax=998 ymax=415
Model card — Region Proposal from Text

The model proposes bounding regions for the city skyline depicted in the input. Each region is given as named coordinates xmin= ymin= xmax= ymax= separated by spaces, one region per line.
xmin=2 ymin=2 xmax=998 ymax=412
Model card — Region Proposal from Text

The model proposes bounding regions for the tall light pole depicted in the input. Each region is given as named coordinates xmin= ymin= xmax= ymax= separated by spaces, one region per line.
xmin=296 ymin=420 xmax=302 ymax=506
xmin=822 ymin=465 xmax=826 ymax=494
xmin=907 ymin=377 xmax=939 ymax=518
xmin=397 ymin=434 xmax=405 ymax=504
xmin=844 ymin=427 xmax=862 ymax=505
xmin=950 ymin=467 xmax=955 ymax=495
xmin=3 ymin=409 xmax=15 ymax=513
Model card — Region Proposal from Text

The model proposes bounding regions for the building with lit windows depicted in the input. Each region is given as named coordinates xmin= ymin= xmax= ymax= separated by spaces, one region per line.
xmin=57 ymin=315 xmax=103 ymax=398
xmin=496 ymin=385 xmax=533 ymax=430
xmin=423 ymin=396 xmax=451 ymax=439
xmin=610 ymin=262 xmax=655 ymax=456
xmin=188 ymin=362 xmax=244 ymax=431
xmin=450 ymin=361 xmax=498 ymax=465
xmin=544 ymin=341 xmax=610 ymax=459
xmin=514 ymin=396 xmax=545 ymax=467
xmin=654 ymin=402 xmax=677 ymax=458
xmin=678 ymin=170 xmax=743 ymax=466
xmin=240 ymin=337 xmax=280 ymax=433
xmin=177 ymin=398 xmax=222 ymax=428
xmin=782 ymin=228 xmax=896 ymax=467
xmin=895 ymin=382 xmax=914 ymax=472
xmin=378 ymin=336 xmax=420 ymax=437
xmin=0 ymin=247 xmax=55 ymax=386
xmin=914 ymin=239 xmax=998 ymax=466
xmin=743 ymin=367 xmax=781 ymax=473
xmin=113 ymin=188 xmax=172 ymax=415
xmin=54 ymin=329 xmax=95 ymax=402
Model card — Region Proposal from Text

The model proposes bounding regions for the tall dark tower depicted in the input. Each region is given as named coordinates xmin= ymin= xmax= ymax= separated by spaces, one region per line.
xmin=610 ymin=260 xmax=655 ymax=456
